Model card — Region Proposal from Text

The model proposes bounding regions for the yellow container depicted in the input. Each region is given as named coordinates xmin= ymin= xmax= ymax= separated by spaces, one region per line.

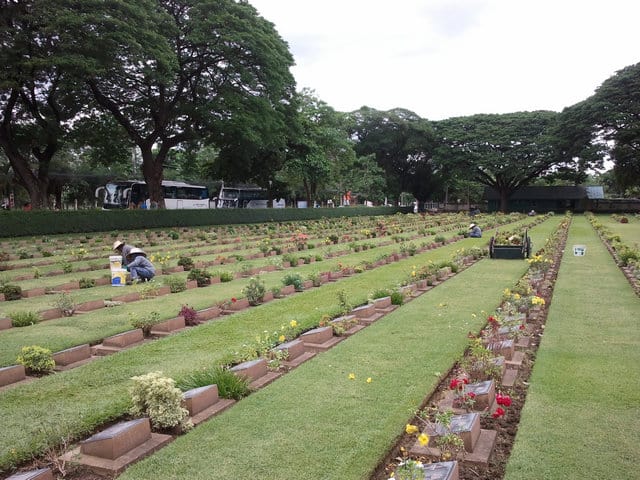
xmin=111 ymin=268 xmax=127 ymax=286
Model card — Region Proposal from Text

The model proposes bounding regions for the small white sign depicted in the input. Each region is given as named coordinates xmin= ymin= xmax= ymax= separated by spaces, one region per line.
xmin=573 ymin=245 xmax=586 ymax=256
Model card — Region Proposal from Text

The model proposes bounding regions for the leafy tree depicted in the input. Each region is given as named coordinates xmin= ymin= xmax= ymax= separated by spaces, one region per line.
xmin=562 ymin=63 xmax=640 ymax=193
xmin=347 ymin=107 xmax=438 ymax=205
xmin=0 ymin=0 xmax=161 ymax=208
xmin=88 ymin=0 xmax=296 ymax=208
xmin=433 ymin=111 xmax=562 ymax=212
xmin=281 ymin=90 xmax=356 ymax=205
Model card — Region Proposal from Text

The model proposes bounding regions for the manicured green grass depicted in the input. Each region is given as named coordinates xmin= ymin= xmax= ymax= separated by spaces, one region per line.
xmin=0 ymin=217 xmax=558 ymax=472
xmin=504 ymin=215 xmax=640 ymax=479
xmin=120 ymin=258 xmax=532 ymax=480
xmin=596 ymin=213 xmax=640 ymax=245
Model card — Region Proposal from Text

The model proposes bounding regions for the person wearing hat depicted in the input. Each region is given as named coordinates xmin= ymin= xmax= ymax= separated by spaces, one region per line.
xmin=125 ymin=248 xmax=155 ymax=283
xmin=113 ymin=240 xmax=135 ymax=267
xmin=469 ymin=223 xmax=482 ymax=238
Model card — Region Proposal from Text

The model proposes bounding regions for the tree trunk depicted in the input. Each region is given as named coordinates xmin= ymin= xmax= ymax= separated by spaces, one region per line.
xmin=140 ymin=147 xmax=165 ymax=209
xmin=500 ymin=190 xmax=509 ymax=213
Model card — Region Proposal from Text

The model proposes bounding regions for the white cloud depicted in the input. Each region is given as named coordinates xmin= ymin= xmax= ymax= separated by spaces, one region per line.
xmin=250 ymin=0 xmax=640 ymax=120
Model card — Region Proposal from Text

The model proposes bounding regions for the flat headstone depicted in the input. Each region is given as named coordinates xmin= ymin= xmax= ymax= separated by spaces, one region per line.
xmin=273 ymin=339 xmax=305 ymax=360
xmin=230 ymin=358 xmax=267 ymax=382
xmin=300 ymin=326 xmax=333 ymax=345
xmin=76 ymin=299 xmax=105 ymax=312
xmin=102 ymin=329 xmax=144 ymax=348
xmin=80 ymin=418 xmax=151 ymax=460
xmin=465 ymin=380 xmax=495 ymax=411
xmin=373 ymin=296 xmax=392 ymax=310
xmin=0 ymin=364 xmax=26 ymax=387
xmin=5 ymin=468 xmax=53 ymax=480
xmin=0 ymin=317 xmax=12 ymax=330
xmin=183 ymin=385 xmax=219 ymax=416
xmin=423 ymin=461 xmax=459 ymax=480
xmin=22 ymin=288 xmax=45 ymax=298
xmin=352 ymin=304 xmax=376 ymax=319
xmin=53 ymin=344 xmax=91 ymax=366
xmin=38 ymin=308 xmax=63 ymax=321
xmin=281 ymin=284 xmax=296 ymax=295
xmin=151 ymin=316 xmax=185 ymax=333
xmin=198 ymin=306 xmax=221 ymax=321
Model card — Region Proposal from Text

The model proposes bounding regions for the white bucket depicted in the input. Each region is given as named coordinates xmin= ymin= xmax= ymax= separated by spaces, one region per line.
xmin=109 ymin=255 xmax=122 ymax=271
xmin=111 ymin=268 xmax=127 ymax=286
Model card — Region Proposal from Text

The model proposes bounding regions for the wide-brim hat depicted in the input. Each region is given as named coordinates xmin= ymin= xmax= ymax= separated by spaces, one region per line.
xmin=113 ymin=240 xmax=125 ymax=250
xmin=469 ymin=223 xmax=476 ymax=229
xmin=127 ymin=247 xmax=147 ymax=258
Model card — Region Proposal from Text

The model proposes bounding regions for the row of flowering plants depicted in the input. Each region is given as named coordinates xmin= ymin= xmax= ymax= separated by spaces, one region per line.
xmin=382 ymin=214 xmax=571 ymax=479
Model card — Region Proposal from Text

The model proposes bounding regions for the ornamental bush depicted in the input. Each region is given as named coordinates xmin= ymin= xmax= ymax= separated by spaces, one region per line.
xmin=10 ymin=311 xmax=40 ymax=327
xmin=243 ymin=277 xmax=266 ymax=306
xmin=129 ymin=371 xmax=191 ymax=431
xmin=16 ymin=345 xmax=55 ymax=374
xmin=281 ymin=272 xmax=304 ymax=291
xmin=0 ymin=283 xmax=22 ymax=301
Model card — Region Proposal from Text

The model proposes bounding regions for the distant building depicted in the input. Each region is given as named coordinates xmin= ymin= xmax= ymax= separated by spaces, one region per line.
xmin=484 ymin=186 xmax=606 ymax=213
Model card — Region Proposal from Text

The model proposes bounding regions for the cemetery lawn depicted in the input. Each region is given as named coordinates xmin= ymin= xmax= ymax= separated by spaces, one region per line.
xmin=504 ymin=215 xmax=640 ymax=479
xmin=0 ymin=217 xmax=560 ymax=475
xmin=118 ymin=258 xmax=531 ymax=480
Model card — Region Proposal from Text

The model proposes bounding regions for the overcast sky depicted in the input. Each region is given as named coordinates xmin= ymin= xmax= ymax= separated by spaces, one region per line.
xmin=249 ymin=0 xmax=639 ymax=120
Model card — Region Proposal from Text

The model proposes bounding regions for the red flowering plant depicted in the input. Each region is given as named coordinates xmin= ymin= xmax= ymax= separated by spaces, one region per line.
xmin=492 ymin=391 xmax=513 ymax=419
xmin=449 ymin=374 xmax=476 ymax=411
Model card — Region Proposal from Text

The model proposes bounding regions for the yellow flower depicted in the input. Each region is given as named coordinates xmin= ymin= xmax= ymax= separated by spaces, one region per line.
xmin=366 ymin=377 xmax=372 ymax=383
xmin=418 ymin=433 xmax=429 ymax=446
xmin=442 ymin=451 xmax=451 ymax=460
xmin=405 ymin=424 xmax=419 ymax=435
xmin=471 ymin=313 xmax=477 ymax=318
xmin=278 ymin=335 xmax=286 ymax=343
xmin=290 ymin=320 xmax=298 ymax=328
xmin=348 ymin=373 xmax=356 ymax=380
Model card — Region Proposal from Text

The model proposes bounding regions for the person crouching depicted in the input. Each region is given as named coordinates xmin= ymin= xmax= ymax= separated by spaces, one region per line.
xmin=125 ymin=248 xmax=155 ymax=283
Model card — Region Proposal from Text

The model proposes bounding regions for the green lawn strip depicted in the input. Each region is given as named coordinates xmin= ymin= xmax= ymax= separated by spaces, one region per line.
xmin=504 ymin=215 xmax=640 ymax=479
xmin=120 ymin=259 xmax=531 ymax=480
xmin=0 ymin=217 xmax=543 ymax=367
xmin=595 ymin=213 xmax=640 ymax=246
xmin=0 ymin=218 xmax=557 ymax=471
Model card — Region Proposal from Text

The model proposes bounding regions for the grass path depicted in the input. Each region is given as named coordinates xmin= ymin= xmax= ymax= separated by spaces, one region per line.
xmin=504 ymin=215 xmax=640 ymax=479
xmin=120 ymin=257 xmax=531 ymax=480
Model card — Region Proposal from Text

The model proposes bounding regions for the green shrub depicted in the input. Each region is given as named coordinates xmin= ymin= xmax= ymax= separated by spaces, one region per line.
xmin=371 ymin=288 xmax=391 ymax=300
xmin=129 ymin=311 xmax=162 ymax=337
xmin=390 ymin=290 xmax=404 ymax=305
xmin=218 ymin=270 xmax=234 ymax=283
xmin=176 ymin=366 xmax=250 ymax=400
xmin=164 ymin=276 xmax=187 ymax=293
xmin=78 ymin=277 xmax=95 ymax=289
xmin=243 ymin=277 xmax=266 ymax=306
xmin=16 ymin=345 xmax=55 ymax=374
xmin=177 ymin=255 xmax=194 ymax=271
xmin=282 ymin=253 xmax=299 ymax=266
xmin=282 ymin=272 xmax=304 ymax=291
xmin=53 ymin=292 xmax=76 ymax=317
xmin=1 ymin=283 xmax=22 ymax=301
xmin=434 ymin=235 xmax=446 ymax=244
xmin=187 ymin=268 xmax=212 ymax=287
xmin=10 ymin=311 xmax=40 ymax=327
xmin=129 ymin=371 xmax=191 ymax=431
xmin=167 ymin=230 xmax=180 ymax=240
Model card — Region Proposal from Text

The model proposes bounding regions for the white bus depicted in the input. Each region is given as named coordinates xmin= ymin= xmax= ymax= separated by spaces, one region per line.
xmin=96 ymin=180 xmax=211 ymax=209
xmin=212 ymin=183 xmax=269 ymax=208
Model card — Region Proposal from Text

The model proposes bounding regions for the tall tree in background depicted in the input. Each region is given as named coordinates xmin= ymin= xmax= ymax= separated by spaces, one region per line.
xmin=433 ymin=111 xmax=562 ymax=212
xmin=280 ymin=90 xmax=355 ymax=205
xmin=0 ymin=0 xmax=162 ymax=208
xmin=565 ymin=62 xmax=640 ymax=194
xmin=347 ymin=107 xmax=437 ymax=205
xmin=88 ymin=0 xmax=296 ymax=208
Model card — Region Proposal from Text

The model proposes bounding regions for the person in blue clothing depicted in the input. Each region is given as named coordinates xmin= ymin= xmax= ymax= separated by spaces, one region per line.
xmin=469 ymin=223 xmax=482 ymax=238
xmin=113 ymin=240 xmax=135 ymax=267
xmin=125 ymin=248 xmax=155 ymax=283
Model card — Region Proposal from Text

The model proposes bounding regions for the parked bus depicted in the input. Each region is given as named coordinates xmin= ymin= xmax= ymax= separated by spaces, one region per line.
xmin=96 ymin=180 xmax=210 ymax=209
xmin=212 ymin=183 xmax=269 ymax=208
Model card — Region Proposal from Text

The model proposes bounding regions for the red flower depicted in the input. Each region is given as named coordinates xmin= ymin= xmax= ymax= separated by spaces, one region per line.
xmin=488 ymin=315 xmax=498 ymax=324
xmin=467 ymin=392 xmax=476 ymax=398
xmin=231 ymin=297 xmax=237 ymax=303
xmin=496 ymin=393 xmax=512 ymax=407
xmin=449 ymin=379 xmax=460 ymax=390
xmin=519 ymin=324 xmax=526 ymax=330
xmin=492 ymin=407 xmax=505 ymax=418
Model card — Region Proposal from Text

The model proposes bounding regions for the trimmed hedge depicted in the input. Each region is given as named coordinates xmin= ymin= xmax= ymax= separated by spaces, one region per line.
xmin=0 ymin=206 xmax=410 ymax=238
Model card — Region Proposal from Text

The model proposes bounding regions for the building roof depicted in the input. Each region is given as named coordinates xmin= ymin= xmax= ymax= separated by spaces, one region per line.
xmin=484 ymin=186 xmax=603 ymax=200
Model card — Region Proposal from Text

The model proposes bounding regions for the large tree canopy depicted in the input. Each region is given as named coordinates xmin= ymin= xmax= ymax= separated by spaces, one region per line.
xmin=346 ymin=107 xmax=438 ymax=205
xmin=562 ymin=62 xmax=640 ymax=194
xmin=433 ymin=111 xmax=563 ymax=211
xmin=87 ymin=0 xmax=297 ymax=207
